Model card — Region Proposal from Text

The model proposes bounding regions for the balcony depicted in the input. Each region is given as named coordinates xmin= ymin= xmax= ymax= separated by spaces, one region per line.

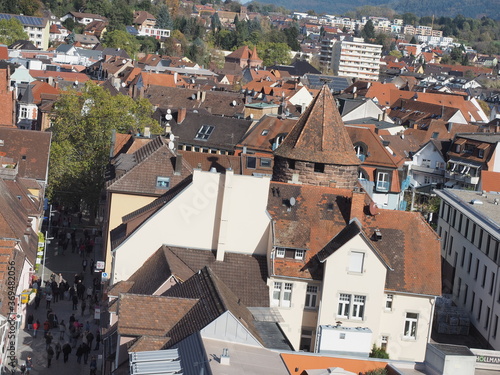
xmin=445 ymin=171 xmax=480 ymax=185
xmin=411 ymin=165 xmax=445 ymax=176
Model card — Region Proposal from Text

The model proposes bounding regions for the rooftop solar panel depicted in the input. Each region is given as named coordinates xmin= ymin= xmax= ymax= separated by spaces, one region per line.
xmin=0 ymin=13 xmax=44 ymax=26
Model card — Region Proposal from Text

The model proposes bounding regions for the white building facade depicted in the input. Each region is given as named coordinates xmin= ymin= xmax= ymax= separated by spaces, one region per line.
xmin=436 ymin=188 xmax=500 ymax=349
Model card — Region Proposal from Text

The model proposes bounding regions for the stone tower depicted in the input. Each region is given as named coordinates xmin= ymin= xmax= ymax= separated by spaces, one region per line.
xmin=273 ymin=85 xmax=360 ymax=188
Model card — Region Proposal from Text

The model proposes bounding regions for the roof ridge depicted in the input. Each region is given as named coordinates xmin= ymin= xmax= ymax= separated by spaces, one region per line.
xmin=107 ymin=136 xmax=169 ymax=188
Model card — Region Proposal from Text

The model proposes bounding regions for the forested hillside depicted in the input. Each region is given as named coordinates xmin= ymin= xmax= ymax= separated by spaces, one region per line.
xmin=253 ymin=0 xmax=500 ymax=20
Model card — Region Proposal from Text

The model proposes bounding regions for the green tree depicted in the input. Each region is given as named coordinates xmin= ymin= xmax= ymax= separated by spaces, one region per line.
xmin=361 ymin=19 xmax=375 ymax=41
xmin=0 ymin=18 xmax=28 ymax=45
xmin=257 ymin=42 xmax=291 ymax=66
xmin=48 ymin=82 xmax=161 ymax=220
xmin=137 ymin=36 xmax=159 ymax=54
xmin=283 ymin=25 xmax=300 ymax=51
xmin=211 ymin=12 xmax=221 ymax=33
xmin=156 ymin=4 xmax=173 ymax=29
xmin=102 ymin=30 xmax=140 ymax=58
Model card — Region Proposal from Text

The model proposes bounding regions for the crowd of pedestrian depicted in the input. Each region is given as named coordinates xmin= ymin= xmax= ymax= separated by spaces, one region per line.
xmin=17 ymin=207 xmax=103 ymax=375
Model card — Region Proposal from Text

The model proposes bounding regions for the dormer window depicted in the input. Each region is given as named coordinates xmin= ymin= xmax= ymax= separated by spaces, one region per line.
xmin=354 ymin=142 xmax=368 ymax=162
xmin=195 ymin=125 xmax=214 ymax=140
xmin=156 ymin=176 xmax=170 ymax=189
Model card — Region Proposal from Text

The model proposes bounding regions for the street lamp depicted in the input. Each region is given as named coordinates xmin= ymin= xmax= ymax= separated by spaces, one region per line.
xmin=41 ymin=205 xmax=55 ymax=283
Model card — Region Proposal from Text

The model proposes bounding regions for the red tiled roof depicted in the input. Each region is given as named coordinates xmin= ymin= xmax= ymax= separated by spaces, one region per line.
xmin=267 ymin=182 xmax=352 ymax=279
xmin=281 ymin=353 xmax=387 ymax=375
xmin=481 ymin=171 xmax=500 ymax=193
xmin=29 ymin=70 xmax=90 ymax=83
xmin=0 ymin=46 xmax=7 ymax=60
xmin=274 ymin=85 xmax=360 ymax=165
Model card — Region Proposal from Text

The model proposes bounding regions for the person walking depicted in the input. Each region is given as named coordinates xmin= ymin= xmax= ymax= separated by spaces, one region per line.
xmin=34 ymin=292 xmax=41 ymax=310
xmin=47 ymin=345 xmax=54 ymax=368
xmin=33 ymin=320 xmax=40 ymax=338
xmin=20 ymin=363 xmax=26 ymax=374
xmin=43 ymin=320 xmax=50 ymax=336
xmin=45 ymin=293 xmax=53 ymax=308
xmin=59 ymin=320 xmax=66 ymax=340
xmin=87 ymin=331 xmax=94 ymax=349
xmin=72 ymin=294 xmax=79 ymax=310
xmin=90 ymin=355 xmax=97 ymax=375
xmin=45 ymin=331 xmax=53 ymax=350
xmin=25 ymin=356 xmax=32 ymax=375
xmin=62 ymin=342 xmax=72 ymax=363
xmin=94 ymin=330 xmax=100 ymax=351
xmin=81 ymin=299 xmax=87 ymax=316
xmin=76 ymin=344 xmax=83 ymax=364
xmin=55 ymin=341 xmax=62 ymax=360
xmin=82 ymin=259 xmax=87 ymax=272
xmin=82 ymin=342 xmax=90 ymax=364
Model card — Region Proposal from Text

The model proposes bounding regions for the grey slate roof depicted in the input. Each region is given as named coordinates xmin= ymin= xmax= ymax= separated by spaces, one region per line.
xmin=170 ymin=112 xmax=252 ymax=152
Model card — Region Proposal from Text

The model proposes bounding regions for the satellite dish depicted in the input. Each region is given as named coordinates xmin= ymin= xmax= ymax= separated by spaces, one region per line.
xmin=369 ymin=202 xmax=379 ymax=216
xmin=165 ymin=114 xmax=173 ymax=121
xmin=169 ymin=133 xmax=175 ymax=141
xmin=231 ymin=100 xmax=237 ymax=106
xmin=249 ymin=113 xmax=254 ymax=119
xmin=168 ymin=141 xmax=175 ymax=150
xmin=74 ymin=80 xmax=78 ymax=86
xmin=121 ymin=82 xmax=126 ymax=87
xmin=167 ymin=109 xmax=171 ymax=114
xmin=290 ymin=197 xmax=296 ymax=206
xmin=191 ymin=94 xmax=196 ymax=100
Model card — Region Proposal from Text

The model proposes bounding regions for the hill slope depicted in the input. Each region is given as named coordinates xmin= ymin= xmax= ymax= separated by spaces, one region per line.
xmin=254 ymin=0 xmax=500 ymax=20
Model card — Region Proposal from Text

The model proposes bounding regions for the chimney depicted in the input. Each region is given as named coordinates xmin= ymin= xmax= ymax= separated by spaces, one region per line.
xmin=177 ymin=108 xmax=186 ymax=124
xmin=447 ymin=122 xmax=453 ymax=133
xmin=196 ymin=90 xmax=201 ymax=101
xmin=174 ymin=154 xmax=183 ymax=175
xmin=216 ymin=169 xmax=234 ymax=262
xmin=220 ymin=349 xmax=230 ymax=365
xmin=350 ymin=190 xmax=366 ymax=221
xmin=201 ymin=91 xmax=206 ymax=102
xmin=174 ymin=71 xmax=178 ymax=83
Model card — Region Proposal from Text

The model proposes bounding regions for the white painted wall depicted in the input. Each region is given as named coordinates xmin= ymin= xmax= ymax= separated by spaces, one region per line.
xmin=201 ymin=311 xmax=262 ymax=347
xmin=318 ymin=234 xmax=433 ymax=361
xmin=410 ymin=142 xmax=446 ymax=188
xmin=111 ymin=170 xmax=271 ymax=283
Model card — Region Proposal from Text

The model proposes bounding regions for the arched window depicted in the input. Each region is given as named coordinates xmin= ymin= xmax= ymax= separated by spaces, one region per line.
xmin=354 ymin=142 xmax=368 ymax=162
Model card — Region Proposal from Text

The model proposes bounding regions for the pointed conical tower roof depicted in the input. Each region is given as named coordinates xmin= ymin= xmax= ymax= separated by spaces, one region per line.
xmin=274 ymin=85 xmax=360 ymax=166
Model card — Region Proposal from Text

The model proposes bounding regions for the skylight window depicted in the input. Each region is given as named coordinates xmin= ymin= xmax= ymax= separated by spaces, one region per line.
xmin=195 ymin=125 xmax=214 ymax=141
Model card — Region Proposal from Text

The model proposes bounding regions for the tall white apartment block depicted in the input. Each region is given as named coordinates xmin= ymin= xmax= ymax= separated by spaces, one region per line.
xmin=320 ymin=37 xmax=382 ymax=81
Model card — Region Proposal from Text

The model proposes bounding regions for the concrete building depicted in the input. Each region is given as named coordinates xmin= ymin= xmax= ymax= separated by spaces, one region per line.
xmin=0 ymin=13 xmax=50 ymax=50
xmin=320 ymin=37 xmax=382 ymax=81
xmin=436 ymin=188 xmax=500 ymax=349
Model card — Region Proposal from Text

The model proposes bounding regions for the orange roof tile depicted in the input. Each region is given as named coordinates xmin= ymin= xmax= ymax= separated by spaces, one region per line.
xmin=481 ymin=171 xmax=500 ymax=193
xmin=281 ymin=353 xmax=388 ymax=375
xmin=140 ymin=72 xmax=176 ymax=88
xmin=28 ymin=70 xmax=90 ymax=83
xmin=31 ymin=80 xmax=59 ymax=104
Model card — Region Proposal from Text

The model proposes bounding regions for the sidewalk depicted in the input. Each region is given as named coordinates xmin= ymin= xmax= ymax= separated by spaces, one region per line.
xmin=16 ymin=221 xmax=102 ymax=375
